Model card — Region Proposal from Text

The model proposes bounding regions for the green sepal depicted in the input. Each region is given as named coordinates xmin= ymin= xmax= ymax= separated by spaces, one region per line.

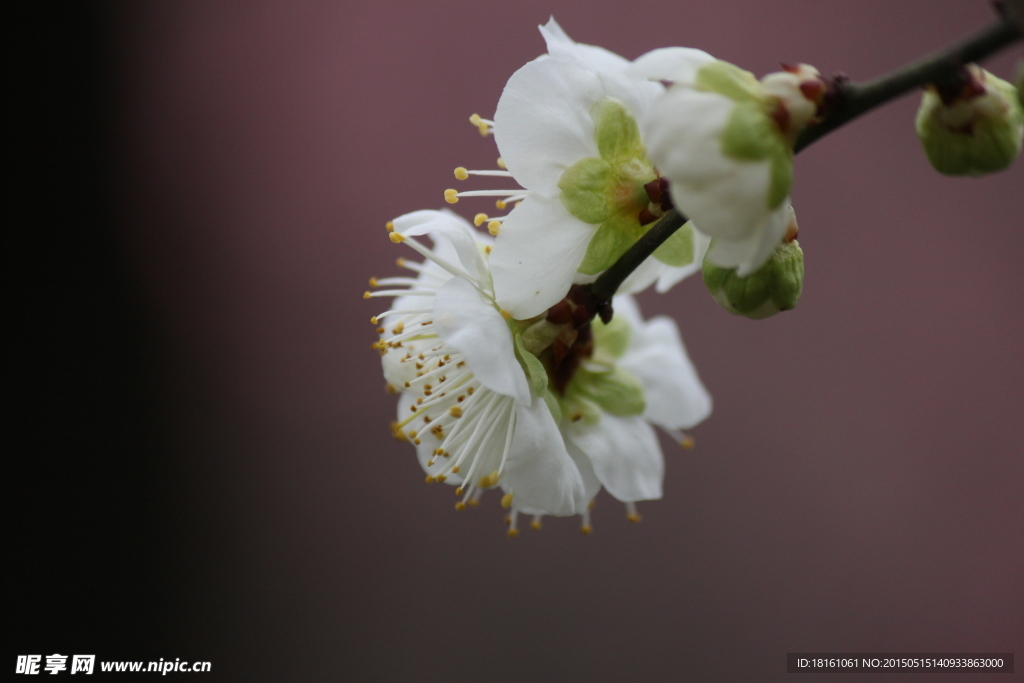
xmin=720 ymin=100 xmax=793 ymax=209
xmin=702 ymin=239 xmax=804 ymax=319
xmin=578 ymin=212 xmax=647 ymax=275
xmin=652 ymin=220 xmax=696 ymax=266
xmin=695 ymin=60 xmax=762 ymax=102
xmin=592 ymin=313 xmax=632 ymax=359
xmin=542 ymin=388 xmax=562 ymax=424
xmin=568 ymin=366 xmax=645 ymax=416
xmin=512 ymin=330 xmax=548 ymax=395
xmin=592 ymin=97 xmax=645 ymax=162
xmin=558 ymin=157 xmax=615 ymax=224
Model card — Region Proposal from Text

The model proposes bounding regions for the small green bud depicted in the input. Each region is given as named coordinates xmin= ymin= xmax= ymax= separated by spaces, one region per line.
xmin=703 ymin=239 xmax=804 ymax=320
xmin=915 ymin=65 xmax=1024 ymax=176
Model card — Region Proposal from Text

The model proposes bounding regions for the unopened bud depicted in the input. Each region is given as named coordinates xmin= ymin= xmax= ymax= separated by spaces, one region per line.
xmin=760 ymin=63 xmax=828 ymax=141
xmin=703 ymin=239 xmax=804 ymax=320
xmin=915 ymin=65 xmax=1023 ymax=176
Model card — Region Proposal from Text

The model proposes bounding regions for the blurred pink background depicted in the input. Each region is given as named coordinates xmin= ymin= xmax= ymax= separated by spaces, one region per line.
xmin=63 ymin=0 xmax=1024 ymax=679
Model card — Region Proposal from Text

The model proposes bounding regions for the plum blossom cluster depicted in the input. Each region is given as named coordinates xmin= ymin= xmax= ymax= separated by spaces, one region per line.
xmin=367 ymin=17 xmax=1021 ymax=535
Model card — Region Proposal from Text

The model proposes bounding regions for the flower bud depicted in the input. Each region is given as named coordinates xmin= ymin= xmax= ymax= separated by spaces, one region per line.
xmin=702 ymin=237 xmax=804 ymax=320
xmin=915 ymin=65 xmax=1024 ymax=176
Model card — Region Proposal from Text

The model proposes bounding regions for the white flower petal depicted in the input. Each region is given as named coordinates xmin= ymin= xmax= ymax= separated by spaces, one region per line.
xmin=539 ymin=17 xmax=631 ymax=73
xmin=703 ymin=201 xmax=792 ymax=276
xmin=433 ymin=276 xmax=530 ymax=404
xmin=614 ymin=297 xmax=712 ymax=430
xmin=494 ymin=55 xmax=605 ymax=192
xmin=490 ymin=195 xmax=596 ymax=319
xmin=628 ymin=46 xmax=716 ymax=86
xmin=393 ymin=209 xmax=490 ymax=286
xmin=503 ymin=395 xmax=588 ymax=515
xmin=564 ymin=414 xmax=663 ymax=502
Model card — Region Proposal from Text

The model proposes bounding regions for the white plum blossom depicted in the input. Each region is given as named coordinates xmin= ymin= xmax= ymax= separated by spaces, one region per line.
xmin=531 ymin=295 xmax=711 ymax=532
xmin=368 ymin=210 xmax=589 ymax=518
xmin=368 ymin=209 xmax=712 ymax=535
xmin=633 ymin=57 xmax=827 ymax=275
xmin=444 ymin=18 xmax=712 ymax=320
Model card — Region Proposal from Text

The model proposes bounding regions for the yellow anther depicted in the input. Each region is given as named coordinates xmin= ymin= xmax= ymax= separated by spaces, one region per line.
xmin=469 ymin=113 xmax=482 ymax=126
xmin=436 ymin=474 xmax=447 ymax=483
xmin=370 ymin=341 xmax=385 ymax=350
xmin=627 ymin=513 xmax=641 ymax=523
xmin=681 ymin=436 xmax=695 ymax=450
xmin=451 ymin=465 xmax=460 ymax=473
xmin=427 ymin=459 xmax=435 ymax=467
xmin=407 ymin=431 xmax=417 ymax=439
xmin=385 ymin=383 xmax=397 ymax=394
xmin=454 ymin=166 xmax=469 ymax=180
xmin=395 ymin=257 xmax=406 ymax=267
xmin=501 ymin=492 xmax=514 ymax=509
xmin=385 ymin=221 xmax=394 ymax=232
xmin=368 ymin=276 xmax=378 ymax=287
xmin=376 ymin=327 xmax=384 ymax=334
xmin=392 ymin=323 xmax=404 ymax=335
xmin=478 ymin=476 xmax=491 ymax=488
xmin=434 ymin=448 xmax=444 ymax=456
xmin=496 ymin=157 xmax=506 ymax=169
xmin=530 ymin=519 xmax=542 ymax=531
xmin=485 ymin=245 xmax=492 ymax=254
xmin=477 ymin=122 xmax=490 ymax=136
xmin=425 ymin=475 xmax=435 ymax=484
xmin=580 ymin=525 xmax=593 ymax=535
xmin=443 ymin=189 xmax=459 ymax=204
xmin=390 ymin=421 xmax=408 ymax=442
xmin=474 ymin=213 xmax=488 ymax=227
xmin=487 ymin=221 xmax=501 ymax=236
xmin=455 ymin=502 xmax=466 ymax=511
xmin=466 ymin=387 xmax=475 ymax=395
xmin=488 ymin=470 xmax=500 ymax=486
xmin=413 ymin=438 xmax=421 ymax=445
xmin=370 ymin=316 xmax=378 ymax=324
xmin=363 ymin=291 xmax=372 ymax=299
xmin=455 ymin=487 xmax=464 ymax=496
xmin=499 ymin=309 xmax=512 ymax=320
xmin=389 ymin=232 xmax=406 ymax=243
xmin=507 ymin=528 xmax=519 ymax=539
xmin=468 ymin=497 xmax=480 ymax=507
xmin=449 ymin=406 xmax=463 ymax=418
xmin=495 ymin=199 xmax=507 ymax=209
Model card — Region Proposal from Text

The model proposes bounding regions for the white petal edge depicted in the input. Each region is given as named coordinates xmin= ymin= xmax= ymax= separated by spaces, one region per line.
xmin=502 ymin=394 xmax=588 ymax=516
xmin=494 ymin=55 xmax=606 ymax=192
xmin=564 ymin=414 xmax=664 ymax=502
xmin=628 ymin=46 xmax=716 ymax=86
xmin=490 ymin=195 xmax=596 ymax=319
xmin=614 ymin=296 xmax=712 ymax=430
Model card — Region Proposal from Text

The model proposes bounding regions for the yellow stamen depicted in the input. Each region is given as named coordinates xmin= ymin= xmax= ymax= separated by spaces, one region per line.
xmin=474 ymin=213 xmax=488 ymax=227
xmin=681 ymin=436 xmax=695 ymax=450
xmin=627 ymin=513 xmax=641 ymax=523
xmin=455 ymin=502 xmax=466 ymax=511
xmin=443 ymin=189 xmax=459 ymax=204
xmin=385 ymin=221 xmax=394 ymax=232
xmin=449 ymin=406 xmax=463 ymax=418
xmin=580 ymin=525 xmax=593 ymax=535
xmin=385 ymin=383 xmax=397 ymax=394
xmin=425 ymin=475 xmax=435 ymax=484
xmin=530 ymin=519 xmax=542 ymax=531
xmin=495 ymin=199 xmax=507 ymax=209
xmin=507 ymin=529 xmax=519 ymax=539
xmin=389 ymin=232 xmax=405 ymax=243
xmin=501 ymin=493 xmax=514 ymax=509
xmin=496 ymin=157 xmax=506 ymax=169
xmin=363 ymin=291 xmax=372 ymax=299
xmin=487 ymin=221 xmax=501 ymax=236
xmin=454 ymin=166 xmax=469 ymax=180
